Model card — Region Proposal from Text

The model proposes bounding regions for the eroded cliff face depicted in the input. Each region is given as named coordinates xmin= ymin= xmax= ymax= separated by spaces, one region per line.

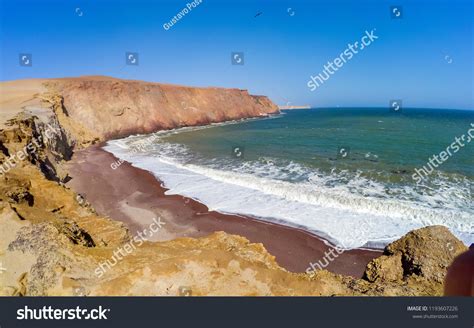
xmin=0 ymin=77 xmax=469 ymax=296
xmin=41 ymin=76 xmax=279 ymax=141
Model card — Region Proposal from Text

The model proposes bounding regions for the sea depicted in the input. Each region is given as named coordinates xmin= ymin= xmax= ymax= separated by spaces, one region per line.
xmin=104 ymin=108 xmax=474 ymax=249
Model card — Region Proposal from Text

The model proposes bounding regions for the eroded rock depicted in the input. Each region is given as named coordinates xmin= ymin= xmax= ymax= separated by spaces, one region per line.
xmin=362 ymin=225 xmax=468 ymax=294
xmin=364 ymin=253 xmax=403 ymax=282
xmin=385 ymin=226 xmax=467 ymax=282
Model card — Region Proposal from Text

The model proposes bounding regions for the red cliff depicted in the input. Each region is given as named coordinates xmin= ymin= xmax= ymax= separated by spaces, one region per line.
xmin=43 ymin=76 xmax=279 ymax=140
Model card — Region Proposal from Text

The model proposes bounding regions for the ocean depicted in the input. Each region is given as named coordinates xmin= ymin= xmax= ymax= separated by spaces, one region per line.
xmin=104 ymin=108 xmax=474 ymax=249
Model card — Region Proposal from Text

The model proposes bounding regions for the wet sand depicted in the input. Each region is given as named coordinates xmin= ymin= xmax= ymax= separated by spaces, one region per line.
xmin=66 ymin=144 xmax=381 ymax=278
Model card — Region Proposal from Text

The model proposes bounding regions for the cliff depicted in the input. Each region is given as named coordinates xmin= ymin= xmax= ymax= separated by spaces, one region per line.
xmin=35 ymin=76 xmax=278 ymax=142
xmin=0 ymin=77 xmax=469 ymax=296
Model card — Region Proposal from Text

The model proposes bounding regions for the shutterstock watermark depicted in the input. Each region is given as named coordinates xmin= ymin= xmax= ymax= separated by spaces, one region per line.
xmin=307 ymin=29 xmax=379 ymax=92
xmin=412 ymin=123 xmax=474 ymax=184
xmin=0 ymin=124 xmax=59 ymax=176
xmin=111 ymin=134 xmax=158 ymax=170
xmin=94 ymin=217 xmax=166 ymax=277
xmin=306 ymin=243 xmax=346 ymax=276
xmin=163 ymin=0 xmax=203 ymax=31
xmin=17 ymin=305 xmax=109 ymax=321
xmin=306 ymin=218 xmax=372 ymax=276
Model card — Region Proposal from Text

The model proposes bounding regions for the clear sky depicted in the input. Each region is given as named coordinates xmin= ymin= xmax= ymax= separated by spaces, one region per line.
xmin=0 ymin=0 xmax=473 ymax=109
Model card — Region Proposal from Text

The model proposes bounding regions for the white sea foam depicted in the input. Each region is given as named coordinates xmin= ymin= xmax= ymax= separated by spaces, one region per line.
xmin=104 ymin=134 xmax=473 ymax=249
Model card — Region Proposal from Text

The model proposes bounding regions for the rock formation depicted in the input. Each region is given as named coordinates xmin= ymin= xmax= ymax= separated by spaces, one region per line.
xmin=43 ymin=76 xmax=280 ymax=141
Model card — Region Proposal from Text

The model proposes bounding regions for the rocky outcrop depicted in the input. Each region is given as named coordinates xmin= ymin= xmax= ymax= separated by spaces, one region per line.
xmin=384 ymin=226 xmax=467 ymax=282
xmin=364 ymin=253 xmax=404 ymax=282
xmin=364 ymin=226 xmax=467 ymax=284
xmin=362 ymin=226 xmax=468 ymax=295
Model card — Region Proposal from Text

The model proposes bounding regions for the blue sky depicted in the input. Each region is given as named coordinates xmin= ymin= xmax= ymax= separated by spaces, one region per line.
xmin=0 ymin=0 xmax=473 ymax=109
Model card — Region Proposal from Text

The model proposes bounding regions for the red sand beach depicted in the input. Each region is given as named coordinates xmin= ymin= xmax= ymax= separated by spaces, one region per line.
xmin=66 ymin=145 xmax=381 ymax=278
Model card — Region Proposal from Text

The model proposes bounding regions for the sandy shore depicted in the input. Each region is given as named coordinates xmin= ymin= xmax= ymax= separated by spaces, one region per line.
xmin=66 ymin=145 xmax=381 ymax=277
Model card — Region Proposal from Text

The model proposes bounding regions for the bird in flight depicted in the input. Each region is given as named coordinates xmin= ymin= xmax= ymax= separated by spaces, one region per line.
xmin=254 ymin=12 xmax=262 ymax=18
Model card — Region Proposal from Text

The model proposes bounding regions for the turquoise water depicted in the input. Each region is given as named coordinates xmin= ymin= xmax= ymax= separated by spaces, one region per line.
xmin=105 ymin=108 xmax=474 ymax=248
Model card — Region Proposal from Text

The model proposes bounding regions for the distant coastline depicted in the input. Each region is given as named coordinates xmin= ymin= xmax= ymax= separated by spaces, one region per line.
xmin=278 ymin=105 xmax=311 ymax=110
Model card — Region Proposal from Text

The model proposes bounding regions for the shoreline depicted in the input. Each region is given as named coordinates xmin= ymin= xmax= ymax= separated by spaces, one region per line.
xmin=66 ymin=144 xmax=381 ymax=278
